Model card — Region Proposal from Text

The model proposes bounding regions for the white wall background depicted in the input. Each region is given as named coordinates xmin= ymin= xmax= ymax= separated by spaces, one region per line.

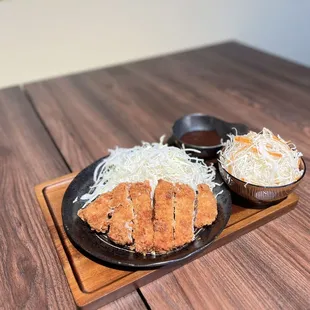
xmin=0 ymin=0 xmax=310 ymax=89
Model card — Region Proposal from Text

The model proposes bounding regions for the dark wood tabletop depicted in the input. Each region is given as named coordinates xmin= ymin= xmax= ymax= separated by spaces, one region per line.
xmin=1 ymin=41 xmax=309 ymax=309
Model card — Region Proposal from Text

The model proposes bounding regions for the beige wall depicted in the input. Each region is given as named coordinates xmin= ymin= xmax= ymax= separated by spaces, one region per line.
xmin=0 ymin=0 xmax=309 ymax=89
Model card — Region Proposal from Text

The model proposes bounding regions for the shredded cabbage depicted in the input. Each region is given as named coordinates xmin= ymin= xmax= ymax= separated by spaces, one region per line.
xmin=78 ymin=136 xmax=217 ymax=207
xmin=218 ymin=128 xmax=303 ymax=186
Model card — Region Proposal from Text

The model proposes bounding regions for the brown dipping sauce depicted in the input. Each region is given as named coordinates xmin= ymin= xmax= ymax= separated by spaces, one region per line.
xmin=180 ymin=130 xmax=221 ymax=146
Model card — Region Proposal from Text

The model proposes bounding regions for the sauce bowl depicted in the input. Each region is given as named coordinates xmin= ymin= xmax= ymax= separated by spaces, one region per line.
xmin=172 ymin=113 xmax=248 ymax=159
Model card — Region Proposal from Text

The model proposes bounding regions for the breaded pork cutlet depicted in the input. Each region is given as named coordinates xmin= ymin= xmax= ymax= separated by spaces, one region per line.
xmin=130 ymin=181 xmax=154 ymax=254
xmin=77 ymin=192 xmax=113 ymax=232
xmin=108 ymin=183 xmax=134 ymax=245
xmin=174 ymin=183 xmax=195 ymax=248
xmin=78 ymin=180 xmax=218 ymax=254
xmin=153 ymin=179 xmax=174 ymax=253
xmin=195 ymin=184 xmax=217 ymax=228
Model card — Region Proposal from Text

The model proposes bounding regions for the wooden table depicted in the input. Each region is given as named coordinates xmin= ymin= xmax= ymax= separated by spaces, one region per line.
xmin=1 ymin=41 xmax=309 ymax=309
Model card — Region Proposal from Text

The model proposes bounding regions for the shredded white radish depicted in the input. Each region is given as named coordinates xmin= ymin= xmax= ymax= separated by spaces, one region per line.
xmin=78 ymin=136 xmax=217 ymax=207
xmin=218 ymin=128 xmax=303 ymax=186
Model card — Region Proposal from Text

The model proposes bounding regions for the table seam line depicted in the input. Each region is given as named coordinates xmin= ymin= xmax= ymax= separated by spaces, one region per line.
xmin=22 ymin=87 xmax=72 ymax=173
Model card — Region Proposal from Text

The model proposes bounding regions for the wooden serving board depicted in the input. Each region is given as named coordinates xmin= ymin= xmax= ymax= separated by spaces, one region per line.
xmin=35 ymin=173 xmax=299 ymax=309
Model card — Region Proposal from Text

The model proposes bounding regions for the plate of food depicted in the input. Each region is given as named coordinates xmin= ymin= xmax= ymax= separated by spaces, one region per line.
xmin=62 ymin=138 xmax=232 ymax=268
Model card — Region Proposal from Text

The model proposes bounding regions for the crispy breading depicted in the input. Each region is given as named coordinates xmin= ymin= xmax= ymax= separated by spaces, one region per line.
xmin=130 ymin=181 xmax=154 ymax=254
xmin=195 ymin=184 xmax=217 ymax=228
xmin=77 ymin=192 xmax=113 ymax=232
xmin=174 ymin=183 xmax=195 ymax=247
xmin=108 ymin=183 xmax=134 ymax=245
xmin=78 ymin=180 xmax=218 ymax=254
xmin=153 ymin=179 xmax=174 ymax=253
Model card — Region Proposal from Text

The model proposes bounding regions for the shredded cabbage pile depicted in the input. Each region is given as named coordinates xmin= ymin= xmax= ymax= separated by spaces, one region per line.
xmin=79 ymin=137 xmax=217 ymax=207
xmin=218 ymin=128 xmax=303 ymax=186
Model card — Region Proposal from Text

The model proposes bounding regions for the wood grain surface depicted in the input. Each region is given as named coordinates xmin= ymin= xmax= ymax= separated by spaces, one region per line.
xmin=15 ymin=41 xmax=310 ymax=309
xmin=0 ymin=88 xmax=145 ymax=309
xmin=0 ymin=87 xmax=74 ymax=309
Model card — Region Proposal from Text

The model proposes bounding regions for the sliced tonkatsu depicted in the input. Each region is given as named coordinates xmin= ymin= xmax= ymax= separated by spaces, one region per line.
xmin=130 ymin=181 xmax=154 ymax=254
xmin=153 ymin=180 xmax=174 ymax=253
xmin=108 ymin=183 xmax=134 ymax=245
xmin=173 ymin=183 xmax=195 ymax=248
xmin=77 ymin=191 xmax=113 ymax=232
xmin=195 ymin=184 xmax=218 ymax=228
xmin=78 ymin=180 xmax=218 ymax=254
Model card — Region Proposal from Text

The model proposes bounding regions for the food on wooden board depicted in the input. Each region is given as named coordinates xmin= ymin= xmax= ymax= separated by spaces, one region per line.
xmin=77 ymin=138 xmax=220 ymax=255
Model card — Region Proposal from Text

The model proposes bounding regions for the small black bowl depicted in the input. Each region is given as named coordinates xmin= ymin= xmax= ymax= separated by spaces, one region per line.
xmin=172 ymin=113 xmax=249 ymax=159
